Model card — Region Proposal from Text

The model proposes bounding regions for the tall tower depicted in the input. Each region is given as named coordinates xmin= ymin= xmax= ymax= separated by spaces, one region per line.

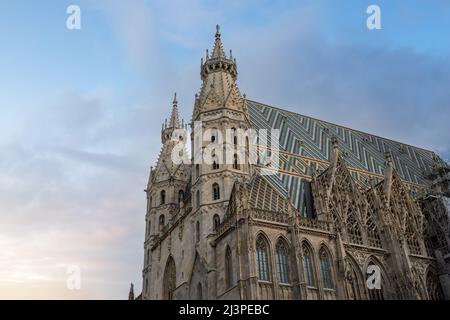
xmin=189 ymin=25 xmax=251 ymax=299
xmin=142 ymin=94 xmax=189 ymax=299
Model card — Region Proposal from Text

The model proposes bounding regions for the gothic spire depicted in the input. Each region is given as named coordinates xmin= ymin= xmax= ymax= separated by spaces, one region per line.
xmin=200 ymin=25 xmax=238 ymax=81
xmin=128 ymin=283 xmax=134 ymax=300
xmin=211 ymin=24 xmax=226 ymax=58
xmin=168 ymin=92 xmax=181 ymax=129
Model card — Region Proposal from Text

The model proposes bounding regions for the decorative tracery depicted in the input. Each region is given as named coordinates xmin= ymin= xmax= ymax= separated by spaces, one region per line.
xmin=256 ymin=236 xmax=270 ymax=281
xmin=275 ymin=239 xmax=290 ymax=284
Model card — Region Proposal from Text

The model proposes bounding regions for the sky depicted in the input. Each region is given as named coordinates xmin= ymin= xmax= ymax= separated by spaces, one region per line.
xmin=0 ymin=0 xmax=449 ymax=299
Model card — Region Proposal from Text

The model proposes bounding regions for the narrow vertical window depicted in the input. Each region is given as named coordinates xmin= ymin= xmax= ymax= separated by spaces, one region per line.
xmin=196 ymin=190 xmax=200 ymax=209
xmin=160 ymin=190 xmax=166 ymax=205
xmin=276 ymin=239 xmax=290 ymax=284
xmin=213 ymin=214 xmax=220 ymax=231
xmin=178 ymin=190 xmax=184 ymax=205
xmin=196 ymin=221 xmax=200 ymax=243
xmin=302 ymin=243 xmax=315 ymax=287
xmin=319 ymin=248 xmax=333 ymax=289
xmin=256 ymin=236 xmax=270 ymax=281
xmin=159 ymin=215 xmax=165 ymax=231
xmin=213 ymin=183 xmax=220 ymax=200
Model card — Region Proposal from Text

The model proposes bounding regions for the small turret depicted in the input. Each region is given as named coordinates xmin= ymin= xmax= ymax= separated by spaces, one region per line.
xmin=128 ymin=283 xmax=134 ymax=300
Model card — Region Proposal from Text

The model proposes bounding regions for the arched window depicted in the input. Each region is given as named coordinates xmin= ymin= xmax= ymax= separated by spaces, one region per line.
xmin=196 ymin=221 xmax=200 ymax=243
xmin=345 ymin=260 xmax=362 ymax=300
xmin=178 ymin=190 xmax=184 ymax=205
xmin=225 ymin=246 xmax=233 ymax=288
xmin=196 ymin=190 xmax=200 ymax=209
xmin=163 ymin=256 xmax=176 ymax=300
xmin=256 ymin=236 xmax=270 ymax=281
xmin=233 ymin=154 xmax=239 ymax=170
xmin=232 ymin=127 xmax=237 ymax=145
xmin=147 ymin=220 xmax=151 ymax=236
xmin=213 ymin=183 xmax=220 ymax=200
xmin=276 ymin=239 xmax=290 ymax=284
xmin=145 ymin=278 xmax=148 ymax=293
xmin=159 ymin=215 xmax=165 ymax=231
xmin=302 ymin=242 xmax=315 ymax=287
xmin=197 ymin=282 xmax=203 ymax=300
xmin=195 ymin=164 xmax=200 ymax=179
xmin=211 ymin=129 xmax=217 ymax=143
xmin=367 ymin=262 xmax=384 ymax=300
xmin=212 ymin=157 xmax=219 ymax=170
xmin=213 ymin=214 xmax=220 ymax=231
xmin=160 ymin=190 xmax=166 ymax=205
xmin=319 ymin=247 xmax=333 ymax=289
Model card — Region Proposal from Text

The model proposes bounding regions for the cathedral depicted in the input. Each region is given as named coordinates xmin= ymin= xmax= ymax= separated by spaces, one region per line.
xmin=138 ymin=26 xmax=450 ymax=300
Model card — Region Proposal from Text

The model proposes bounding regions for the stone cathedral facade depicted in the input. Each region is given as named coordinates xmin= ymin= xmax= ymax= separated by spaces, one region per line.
xmin=139 ymin=26 xmax=450 ymax=300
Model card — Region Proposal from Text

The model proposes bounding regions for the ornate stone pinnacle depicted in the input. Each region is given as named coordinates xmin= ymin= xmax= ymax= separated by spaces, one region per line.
xmin=216 ymin=24 xmax=221 ymax=37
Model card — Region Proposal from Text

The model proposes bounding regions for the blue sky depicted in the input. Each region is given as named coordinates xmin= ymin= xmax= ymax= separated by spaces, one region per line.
xmin=0 ymin=0 xmax=449 ymax=299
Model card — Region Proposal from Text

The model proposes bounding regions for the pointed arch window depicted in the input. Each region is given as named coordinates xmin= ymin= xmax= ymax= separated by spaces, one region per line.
xmin=213 ymin=183 xmax=220 ymax=200
xmin=276 ymin=239 xmax=290 ymax=284
xmin=196 ymin=221 xmax=200 ymax=243
xmin=256 ymin=236 xmax=270 ymax=281
xmin=225 ymin=246 xmax=233 ymax=288
xmin=195 ymin=164 xmax=200 ymax=179
xmin=147 ymin=220 xmax=151 ymax=236
xmin=302 ymin=242 xmax=315 ymax=287
xmin=163 ymin=256 xmax=176 ymax=300
xmin=319 ymin=248 xmax=333 ymax=289
xmin=160 ymin=190 xmax=166 ymax=205
xmin=233 ymin=154 xmax=239 ymax=170
xmin=178 ymin=190 xmax=184 ymax=205
xmin=213 ymin=214 xmax=220 ymax=231
xmin=196 ymin=190 xmax=200 ymax=209
xmin=212 ymin=157 xmax=219 ymax=170
xmin=159 ymin=215 xmax=165 ymax=231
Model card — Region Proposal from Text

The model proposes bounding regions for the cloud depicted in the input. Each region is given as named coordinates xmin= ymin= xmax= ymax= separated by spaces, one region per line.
xmin=1 ymin=1 xmax=449 ymax=300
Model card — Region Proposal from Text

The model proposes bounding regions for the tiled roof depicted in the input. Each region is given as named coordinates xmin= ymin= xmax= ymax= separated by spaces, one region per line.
xmin=246 ymin=100 xmax=436 ymax=209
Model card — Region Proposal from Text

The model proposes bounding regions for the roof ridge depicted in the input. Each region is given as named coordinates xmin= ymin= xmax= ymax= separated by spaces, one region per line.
xmin=246 ymin=99 xmax=435 ymax=154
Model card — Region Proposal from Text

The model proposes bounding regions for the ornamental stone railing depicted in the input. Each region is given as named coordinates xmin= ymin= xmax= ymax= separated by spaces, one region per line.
xmin=215 ymin=215 xmax=237 ymax=238
xmin=252 ymin=209 xmax=290 ymax=224
xmin=297 ymin=216 xmax=331 ymax=232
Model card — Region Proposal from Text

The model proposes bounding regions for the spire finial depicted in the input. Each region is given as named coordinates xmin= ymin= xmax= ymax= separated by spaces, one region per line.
xmin=216 ymin=24 xmax=221 ymax=37
xmin=173 ymin=92 xmax=177 ymax=105
xmin=211 ymin=24 xmax=225 ymax=58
